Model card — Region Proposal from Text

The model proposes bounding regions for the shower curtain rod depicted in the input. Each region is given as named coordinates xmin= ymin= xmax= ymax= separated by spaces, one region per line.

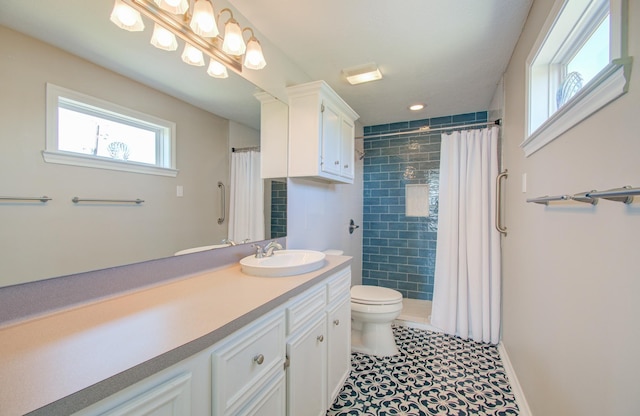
xmin=355 ymin=119 xmax=502 ymax=140
xmin=231 ymin=146 xmax=260 ymax=152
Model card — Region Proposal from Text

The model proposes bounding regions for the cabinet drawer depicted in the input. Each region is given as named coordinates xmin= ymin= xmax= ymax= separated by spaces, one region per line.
xmin=74 ymin=373 xmax=192 ymax=416
xmin=286 ymin=284 xmax=326 ymax=335
xmin=212 ymin=310 xmax=285 ymax=416
xmin=326 ymin=268 xmax=351 ymax=305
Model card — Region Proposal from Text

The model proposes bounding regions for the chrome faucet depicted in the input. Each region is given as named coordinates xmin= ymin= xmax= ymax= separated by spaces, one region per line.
xmin=221 ymin=238 xmax=237 ymax=246
xmin=264 ymin=241 xmax=283 ymax=257
xmin=252 ymin=241 xmax=283 ymax=258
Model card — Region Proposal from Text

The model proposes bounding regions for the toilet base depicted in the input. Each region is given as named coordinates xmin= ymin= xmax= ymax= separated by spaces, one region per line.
xmin=351 ymin=321 xmax=399 ymax=357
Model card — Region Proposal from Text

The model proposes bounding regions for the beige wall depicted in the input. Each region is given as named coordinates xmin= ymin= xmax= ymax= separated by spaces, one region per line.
xmin=0 ymin=27 xmax=231 ymax=287
xmin=501 ymin=1 xmax=640 ymax=415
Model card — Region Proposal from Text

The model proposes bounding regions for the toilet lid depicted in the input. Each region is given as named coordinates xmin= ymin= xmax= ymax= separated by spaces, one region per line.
xmin=351 ymin=285 xmax=403 ymax=305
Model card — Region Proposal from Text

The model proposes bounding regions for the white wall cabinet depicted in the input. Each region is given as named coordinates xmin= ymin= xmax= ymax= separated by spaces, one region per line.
xmin=286 ymin=81 xmax=359 ymax=184
xmin=72 ymin=267 xmax=351 ymax=416
xmin=255 ymin=92 xmax=289 ymax=179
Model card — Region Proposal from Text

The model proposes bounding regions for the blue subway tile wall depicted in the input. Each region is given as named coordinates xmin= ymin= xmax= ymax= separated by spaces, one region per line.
xmin=362 ymin=112 xmax=488 ymax=300
xmin=270 ymin=181 xmax=287 ymax=238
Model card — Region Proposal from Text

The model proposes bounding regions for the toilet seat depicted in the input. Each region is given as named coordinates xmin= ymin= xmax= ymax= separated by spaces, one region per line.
xmin=351 ymin=300 xmax=403 ymax=314
xmin=351 ymin=285 xmax=402 ymax=305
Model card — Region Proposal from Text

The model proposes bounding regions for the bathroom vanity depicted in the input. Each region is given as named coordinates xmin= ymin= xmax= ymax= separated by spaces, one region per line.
xmin=0 ymin=255 xmax=352 ymax=416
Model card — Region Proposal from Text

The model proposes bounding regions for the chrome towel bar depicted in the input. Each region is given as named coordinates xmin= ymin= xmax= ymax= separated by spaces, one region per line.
xmin=0 ymin=196 xmax=51 ymax=203
xmin=526 ymin=195 xmax=571 ymax=205
xmin=586 ymin=186 xmax=640 ymax=204
xmin=528 ymin=186 xmax=639 ymax=205
xmin=72 ymin=197 xmax=144 ymax=204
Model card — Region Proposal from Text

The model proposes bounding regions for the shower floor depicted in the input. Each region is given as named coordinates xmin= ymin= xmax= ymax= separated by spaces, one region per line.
xmin=395 ymin=298 xmax=441 ymax=332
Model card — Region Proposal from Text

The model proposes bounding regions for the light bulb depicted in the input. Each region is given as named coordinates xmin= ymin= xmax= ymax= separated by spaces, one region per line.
xmin=190 ymin=0 xmax=218 ymax=37
xmin=153 ymin=0 xmax=189 ymax=15
xmin=221 ymin=19 xmax=245 ymax=56
xmin=243 ymin=38 xmax=266 ymax=70
xmin=150 ymin=24 xmax=178 ymax=51
xmin=181 ymin=44 xmax=205 ymax=66
xmin=207 ymin=60 xmax=228 ymax=78
xmin=110 ymin=0 xmax=144 ymax=31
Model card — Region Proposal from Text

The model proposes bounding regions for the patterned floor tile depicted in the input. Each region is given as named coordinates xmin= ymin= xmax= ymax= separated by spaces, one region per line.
xmin=328 ymin=326 xmax=519 ymax=416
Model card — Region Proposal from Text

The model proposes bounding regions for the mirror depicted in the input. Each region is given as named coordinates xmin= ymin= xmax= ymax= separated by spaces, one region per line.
xmin=0 ymin=0 xmax=286 ymax=288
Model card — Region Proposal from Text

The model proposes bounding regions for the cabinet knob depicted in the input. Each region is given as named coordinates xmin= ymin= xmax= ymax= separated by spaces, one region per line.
xmin=317 ymin=335 xmax=324 ymax=343
xmin=333 ymin=319 xmax=340 ymax=326
xmin=344 ymin=164 xmax=349 ymax=169
xmin=253 ymin=354 xmax=265 ymax=365
xmin=334 ymin=160 xmax=340 ymax=165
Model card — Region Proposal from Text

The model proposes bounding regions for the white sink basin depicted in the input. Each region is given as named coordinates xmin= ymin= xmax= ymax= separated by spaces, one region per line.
xmin=240 ymin=250 xmax=326 ymax=277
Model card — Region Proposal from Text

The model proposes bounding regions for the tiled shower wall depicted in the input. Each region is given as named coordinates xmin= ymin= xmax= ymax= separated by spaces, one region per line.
xmin=270 ymin=180 xmax=287 ymax=238
xmin=362 ymin=112 xmax=488 ymax=300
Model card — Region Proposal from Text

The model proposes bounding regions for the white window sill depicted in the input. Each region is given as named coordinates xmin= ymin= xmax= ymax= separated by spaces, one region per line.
xmin=42 ymin=150 xmax=179 ymax=177
xmin=522 ymin=57 xmax=633 ymax=157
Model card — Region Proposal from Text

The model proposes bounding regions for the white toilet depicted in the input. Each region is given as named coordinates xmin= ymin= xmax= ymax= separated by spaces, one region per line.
xmin=350 ymin=285 xmax=403 ymax=356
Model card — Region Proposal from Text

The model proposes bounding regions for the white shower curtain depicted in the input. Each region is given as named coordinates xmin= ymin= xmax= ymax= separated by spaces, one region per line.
xmin=228 ymin=150 xmax=265 ymax=243
xmin=431 ymin=127 xmax=501 ymax=344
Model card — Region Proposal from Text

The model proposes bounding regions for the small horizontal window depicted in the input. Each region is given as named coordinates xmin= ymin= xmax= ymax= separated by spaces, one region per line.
xmin=44 ymin=84 xmax=178 ymax=176
xmin=523 ymin=0 xmax=632 ymax=156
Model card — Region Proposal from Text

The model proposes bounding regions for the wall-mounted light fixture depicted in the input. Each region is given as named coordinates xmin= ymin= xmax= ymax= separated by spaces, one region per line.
xmin=342 ymin=62 xmax=383 ymax=85
xmin=109 ymin=0 xmax=267 ymax=80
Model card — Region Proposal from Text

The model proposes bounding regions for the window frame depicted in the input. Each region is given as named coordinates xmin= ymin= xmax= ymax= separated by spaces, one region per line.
xmin=44 ymin=83 xmax=178 ymax=177
xmin=522 ymin=0 xmax=632 ymax=157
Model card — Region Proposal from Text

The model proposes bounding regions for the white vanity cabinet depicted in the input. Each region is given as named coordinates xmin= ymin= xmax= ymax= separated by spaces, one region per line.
xmin=73 ymin=309 xmax=286 ymax=416
xmin=286 ymin=81 xmax=359 ymax=184
xmin=69 ymin=266 xmax=351 ymax=416
xmin=285 ymin=267 xmax=352 ymax=416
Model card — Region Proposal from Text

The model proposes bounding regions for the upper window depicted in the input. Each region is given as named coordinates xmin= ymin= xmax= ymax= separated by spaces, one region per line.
xmin=522 ymin=0 xmax=632 ymax=156
xmin=44 ymin=84 xmax=178 ymax=176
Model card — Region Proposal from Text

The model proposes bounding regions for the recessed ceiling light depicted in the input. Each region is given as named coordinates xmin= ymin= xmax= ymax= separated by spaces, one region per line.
xmin=409 ymin=103 xmax=425 ymax=111
xmin=342 ymin=63 xmax=383 ymax=85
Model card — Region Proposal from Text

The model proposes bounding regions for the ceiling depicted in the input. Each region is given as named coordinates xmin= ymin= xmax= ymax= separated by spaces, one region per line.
xmin=0 ymin=0 xmax=532 ymax=129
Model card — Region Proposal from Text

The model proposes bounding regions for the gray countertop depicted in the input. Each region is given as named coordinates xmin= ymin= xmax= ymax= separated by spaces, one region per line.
xmin=0 ymin=255 xmax=351 ymax=416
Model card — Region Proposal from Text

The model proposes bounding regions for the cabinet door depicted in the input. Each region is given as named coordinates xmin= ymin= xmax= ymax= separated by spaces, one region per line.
xmin=286 ymin=315 xmax=327 ymax=416
xmin=327 ymin=296 xmax=352 ymax=405
xmin=320 ymin=102 xmax=342 ymax=177
xmin=238 ymin=369 xmax=286 ymax=416
xmin=340 ymin=117 xmax=355 ymax=179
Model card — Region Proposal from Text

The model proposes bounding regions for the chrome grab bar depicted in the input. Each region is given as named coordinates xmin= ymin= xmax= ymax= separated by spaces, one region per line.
xmin=0 ymin=196 xmax=51 ymax=203
xmin=495 ymin=170 xmax=508 ymax=236
xmin=217 ymin=181 xmax=225 ymax=224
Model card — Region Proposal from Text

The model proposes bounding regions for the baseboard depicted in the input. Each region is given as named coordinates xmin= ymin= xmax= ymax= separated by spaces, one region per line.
xmin=498 ymin=342 xmax=533 ymax=416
